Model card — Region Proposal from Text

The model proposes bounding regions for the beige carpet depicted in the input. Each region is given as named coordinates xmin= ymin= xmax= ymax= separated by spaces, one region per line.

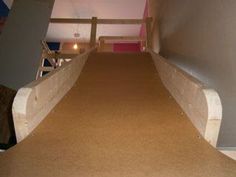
xmin=1 ymin=52 xmax=236 ymax=177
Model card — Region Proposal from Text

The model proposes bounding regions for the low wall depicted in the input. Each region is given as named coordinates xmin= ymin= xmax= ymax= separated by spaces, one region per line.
xmin=149 ymin=50 xmax=222 ymax=147
xmin=12 ymin=48 xmax=96 ymax=142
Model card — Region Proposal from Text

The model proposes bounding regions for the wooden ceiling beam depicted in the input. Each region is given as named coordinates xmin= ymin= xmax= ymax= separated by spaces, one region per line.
xmin=99 ymin=36 xmax=145 ymax=41
xmin=50 ymin=18 xmax=147 ymax=24
xmin=50 ymin=18 xmax=92 ymax=24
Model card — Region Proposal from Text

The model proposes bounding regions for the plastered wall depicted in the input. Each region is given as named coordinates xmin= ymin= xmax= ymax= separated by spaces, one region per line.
xmin=149 ymin=0 xmax=236 ymax=148
xmin=0 ymin=0 xmax=55 ymax=89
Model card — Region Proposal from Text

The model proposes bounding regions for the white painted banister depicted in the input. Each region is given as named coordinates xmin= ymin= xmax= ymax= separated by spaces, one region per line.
xmin=149 ymin=50 xmax=222 ymax=147
xmin=12 ymin=48 xmax=96 ymax=142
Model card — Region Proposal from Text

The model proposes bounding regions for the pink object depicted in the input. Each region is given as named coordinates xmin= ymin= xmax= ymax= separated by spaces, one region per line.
xmin=113 ymin=43 xmax=141 ymax=52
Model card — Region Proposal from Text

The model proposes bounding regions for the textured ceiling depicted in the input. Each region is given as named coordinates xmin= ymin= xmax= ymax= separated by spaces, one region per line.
xmin=46 ymin=0 xmax=146 ymax=42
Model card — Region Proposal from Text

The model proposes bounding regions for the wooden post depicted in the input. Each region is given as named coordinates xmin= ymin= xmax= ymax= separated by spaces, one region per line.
xmin=99 ymin=39 xmax=105 ymax=52
xmin=145 ymin=17 xmax=152 ymax=49
xmin=90 ymin=17 xmax=97 ymax=48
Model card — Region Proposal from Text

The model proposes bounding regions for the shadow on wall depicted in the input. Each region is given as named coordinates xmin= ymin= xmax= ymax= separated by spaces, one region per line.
xmin=149 ymin=0 xmax=236 ymax=148
xmin=0 ymin=85 xmax=17 ymax=150
xmin=0 ymin=0 xmax=16 ymax=150
xmin=0 ymin=0 xmax=9 ymax=34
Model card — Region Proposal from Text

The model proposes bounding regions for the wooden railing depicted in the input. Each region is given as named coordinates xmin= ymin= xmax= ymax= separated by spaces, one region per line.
xmin=98 ymin=36 xmax=146 ymax=51
xmin=36 ymin=41 xmax=80 ymax=79
xmin=50 ymin=17 xmax=153 ymax=49
xmin=13 ymin=47 xmax=96 ymax=142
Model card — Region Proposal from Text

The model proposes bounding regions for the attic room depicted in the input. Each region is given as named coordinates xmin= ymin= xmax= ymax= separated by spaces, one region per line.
xmin=1 ymin=0 xmax=236 ymax=176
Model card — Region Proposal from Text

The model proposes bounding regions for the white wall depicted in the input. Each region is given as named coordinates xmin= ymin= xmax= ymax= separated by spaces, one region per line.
xmin=47 ymin=0 xmax=146 ymax=42
xmin=149 ymin=0 xmax=236 ymax=148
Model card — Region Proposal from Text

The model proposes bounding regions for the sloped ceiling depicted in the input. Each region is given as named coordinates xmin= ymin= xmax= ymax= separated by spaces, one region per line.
xmin=46 ymin=0 xmax=146 ymax=42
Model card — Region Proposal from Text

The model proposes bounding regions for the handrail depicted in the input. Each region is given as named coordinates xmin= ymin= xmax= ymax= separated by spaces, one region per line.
xmin=50 ymin=18 xmax=147 ymax=24
xmin=149 ymin=49 xmax=222 ymax=147
xmin=12 ymin=47 xmax=96 ymax=142
xmin=98 ymin=36 xmax=146 ymax=52
xmin=50 ymin=17 xmax=153 ymax=49
xmin=98 ymin=36 xmax=145 ymax=41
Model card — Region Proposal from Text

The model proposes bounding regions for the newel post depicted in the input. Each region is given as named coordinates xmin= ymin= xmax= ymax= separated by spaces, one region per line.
xmin=90 ymin=17 xmax=98 ymax=48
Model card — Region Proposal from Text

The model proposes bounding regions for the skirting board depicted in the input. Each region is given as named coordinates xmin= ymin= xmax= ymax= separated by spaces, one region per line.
xmin=148 ymin=50 xmax=222 ymax=147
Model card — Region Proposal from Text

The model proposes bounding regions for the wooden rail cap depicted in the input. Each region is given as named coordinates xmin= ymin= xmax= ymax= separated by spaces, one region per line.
xmin=50 ymin=18 xmax=151 ymax=24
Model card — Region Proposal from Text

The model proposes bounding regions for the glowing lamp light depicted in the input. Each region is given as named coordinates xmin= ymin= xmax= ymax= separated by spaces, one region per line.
xmin=73 ymin=33 xmax=80 ymax=50
xmin=73 ymin=43 xmax=78 ymax=50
